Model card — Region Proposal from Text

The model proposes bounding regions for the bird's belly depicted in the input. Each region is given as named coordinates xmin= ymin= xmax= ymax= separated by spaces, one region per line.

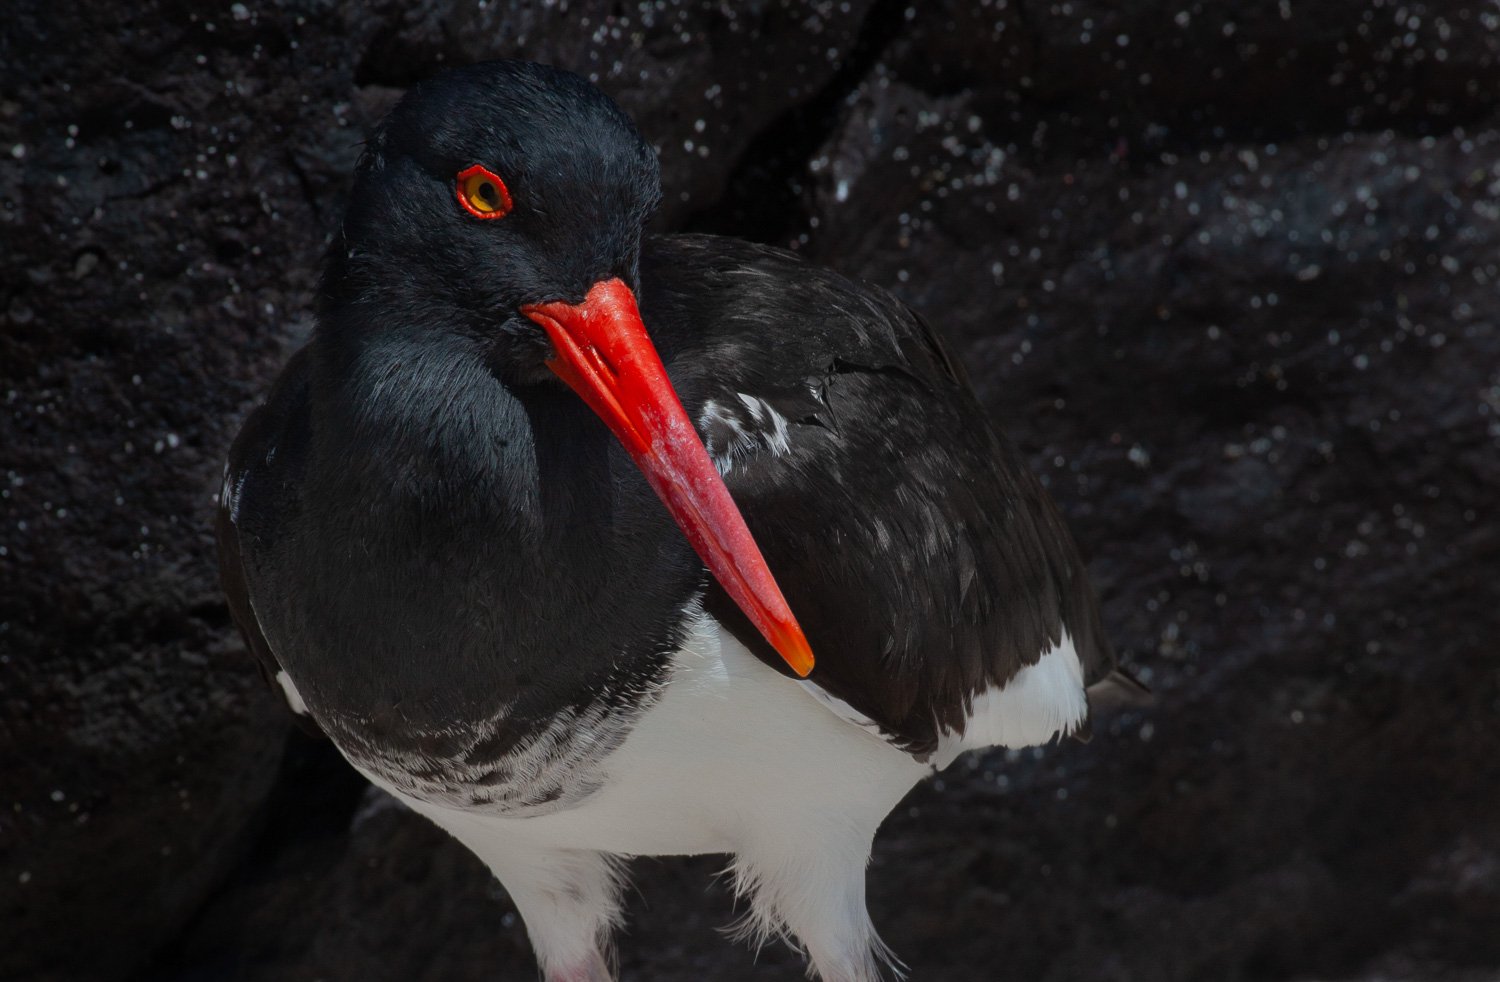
xmin=358 ymin=613 xmax=929 ymax=859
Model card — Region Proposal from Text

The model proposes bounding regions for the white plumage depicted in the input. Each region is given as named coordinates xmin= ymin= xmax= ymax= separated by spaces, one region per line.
xmin=349 ymin=613 xmax=1088 ymax=982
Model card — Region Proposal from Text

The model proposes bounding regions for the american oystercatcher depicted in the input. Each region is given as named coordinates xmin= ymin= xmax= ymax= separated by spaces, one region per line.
xmin=219 ymin=60 xmax=1134 ymax=982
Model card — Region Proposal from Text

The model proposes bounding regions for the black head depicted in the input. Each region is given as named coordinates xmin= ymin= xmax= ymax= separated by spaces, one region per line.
xmin=322 ymin=61 xmax=661 ymax=367
xmin=310 ymin=60 xmax=815 ymax=681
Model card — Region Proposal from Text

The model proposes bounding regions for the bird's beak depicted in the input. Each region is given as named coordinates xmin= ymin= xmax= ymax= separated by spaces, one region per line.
xmin=522 ymin=278 xmax=815 ymax=678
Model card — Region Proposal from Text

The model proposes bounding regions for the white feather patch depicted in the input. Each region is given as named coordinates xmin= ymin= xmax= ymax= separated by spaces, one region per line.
xmin=698 ymin=394 xmax=792 ymax=475
xmin=275 ymin=669 xmax=310 ymax=715
xmin=734 ymin=393 xmax=792 ymax=456
xmin=934 ymin=630 xmax=1088 ymax=768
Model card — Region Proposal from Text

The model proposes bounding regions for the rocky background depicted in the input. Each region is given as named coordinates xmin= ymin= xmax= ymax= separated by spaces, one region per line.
xmin=3 ymin=1 xmax=1498 ymax=980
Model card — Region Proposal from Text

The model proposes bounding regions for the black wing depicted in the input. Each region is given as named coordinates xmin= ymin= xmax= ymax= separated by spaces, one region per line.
xmin=216 ymin=346 xmax=323 ymax=735
xmin=641 ymin=234 xmax=1116 ymax=756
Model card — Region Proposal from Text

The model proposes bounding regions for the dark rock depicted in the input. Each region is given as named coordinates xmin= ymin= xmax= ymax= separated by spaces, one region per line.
xmin=889 ymin=0 xmax=1500 ymax=146
xmin=331 ymin=0 xmax=880 ymax=225
xmin=0 ymin=6 xmax=315 ymax=980
xmin=5 ymin=0 xmax=1499 ymax=980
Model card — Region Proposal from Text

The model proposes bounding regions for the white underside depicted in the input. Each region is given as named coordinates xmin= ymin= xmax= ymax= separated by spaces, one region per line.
xmin=361 ymin=614 xmax=929 ymax=857
xmin=347 ymin=615 xmax=1087 ymax=980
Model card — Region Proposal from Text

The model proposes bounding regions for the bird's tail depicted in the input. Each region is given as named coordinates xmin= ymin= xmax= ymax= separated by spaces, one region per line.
xmin=1087 ymin=667 xmax=1153 ymax=710
xmin=1071 ymin=668 xmax=1153 ymax=743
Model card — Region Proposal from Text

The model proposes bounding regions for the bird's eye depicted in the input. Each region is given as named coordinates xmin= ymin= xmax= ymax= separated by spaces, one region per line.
xmin=456 ymin=164 xmax=513 ymax=220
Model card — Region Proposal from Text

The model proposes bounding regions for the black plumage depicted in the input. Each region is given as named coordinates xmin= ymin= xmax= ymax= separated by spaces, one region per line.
xmin=218 ymin=58 xmax=1125 ymax=981
xmin=635 ymin=234 xmax=1116 ymax=755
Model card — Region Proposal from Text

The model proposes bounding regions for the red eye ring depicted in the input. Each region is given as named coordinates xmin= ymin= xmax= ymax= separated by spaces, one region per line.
xmin=456 ymin=164 xmax=513 ymax=220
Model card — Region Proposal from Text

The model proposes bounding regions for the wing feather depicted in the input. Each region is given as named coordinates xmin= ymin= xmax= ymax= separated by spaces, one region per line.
xmin=216 ymin=348 xmax=324 ymax=735
xmin=642 ymin=235 xmax=1116 ymax=757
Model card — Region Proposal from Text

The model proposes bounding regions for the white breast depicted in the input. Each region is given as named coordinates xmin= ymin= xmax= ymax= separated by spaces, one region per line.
xmin=344 ymin=614 xmax=1089 ymax=982
xmin=357 ymin=612 xmax=928 ymax=857
xmin=358 ymin=618 xmax=1090 ymax=855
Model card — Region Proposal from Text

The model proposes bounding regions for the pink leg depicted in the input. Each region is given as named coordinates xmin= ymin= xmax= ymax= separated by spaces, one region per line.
xmin=544 ymin=950 xmax=613 ymax=982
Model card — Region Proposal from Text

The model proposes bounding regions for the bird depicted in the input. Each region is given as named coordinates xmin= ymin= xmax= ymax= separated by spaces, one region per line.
xmin=218 ymin=59 xmax=1137 ymax=982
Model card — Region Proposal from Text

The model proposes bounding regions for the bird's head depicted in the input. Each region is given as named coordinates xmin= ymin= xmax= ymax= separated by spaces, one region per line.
xmin=330 ymin=61 xmax=658 ymax=369
xmin=322 ymin=60 xmax=813 ymax=677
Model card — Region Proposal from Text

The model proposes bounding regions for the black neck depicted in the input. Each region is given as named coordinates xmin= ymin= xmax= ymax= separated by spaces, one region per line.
xmin=272 ymin=323 xmax=700 ymax=748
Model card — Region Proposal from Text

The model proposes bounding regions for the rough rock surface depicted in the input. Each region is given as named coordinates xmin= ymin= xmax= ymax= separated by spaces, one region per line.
xmin=3 ymin=1 xmax=1497 ymax=981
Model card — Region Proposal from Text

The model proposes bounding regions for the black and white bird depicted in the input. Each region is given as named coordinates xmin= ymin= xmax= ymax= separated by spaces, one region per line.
xmin=219 ymin=60 xmax=1134 ymax=982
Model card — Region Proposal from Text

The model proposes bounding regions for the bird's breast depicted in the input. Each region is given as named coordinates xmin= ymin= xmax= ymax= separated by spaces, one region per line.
xmin=352 ymin=611 xmax=929 ymax=855
xmin=326 ymin=685 xmax=648 ymax=816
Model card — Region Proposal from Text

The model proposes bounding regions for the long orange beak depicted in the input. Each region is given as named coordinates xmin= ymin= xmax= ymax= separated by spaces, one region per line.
xmin=522 ymin=278 xmax=814 ymax=678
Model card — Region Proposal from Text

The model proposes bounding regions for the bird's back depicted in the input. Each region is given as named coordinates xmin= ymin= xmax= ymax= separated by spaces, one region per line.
xmin=639 ymin=234 xmax=1117 ymax=757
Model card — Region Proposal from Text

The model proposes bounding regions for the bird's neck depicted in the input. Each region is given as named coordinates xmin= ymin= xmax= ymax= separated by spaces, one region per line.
xmin=285 ymin=326 xmax=699 ymax=744
xmin=311 ymin=328 xmax=554 ymax=513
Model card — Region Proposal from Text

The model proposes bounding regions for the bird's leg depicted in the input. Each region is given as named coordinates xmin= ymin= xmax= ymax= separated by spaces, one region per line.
xmin=728 ymin=827 xmax=898 ymax=982
xmin=391 ymin=797 xmax=625 ymax=979
xmin=479 ymin=847 xmax=625 ymax=982
xmin=540 ymin=950 xmax=613 ymax=982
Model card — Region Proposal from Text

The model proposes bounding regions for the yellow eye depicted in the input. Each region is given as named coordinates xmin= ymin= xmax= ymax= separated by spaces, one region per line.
xmin=456 ymin=164 xmax=513 ymax=219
